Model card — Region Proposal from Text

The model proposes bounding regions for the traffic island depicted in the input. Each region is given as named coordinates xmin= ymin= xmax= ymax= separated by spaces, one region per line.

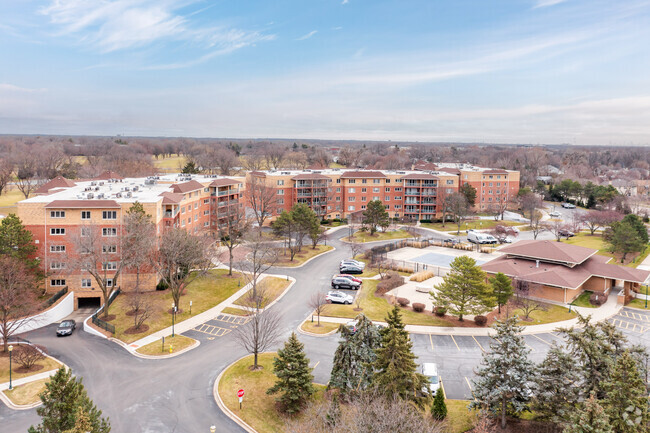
xmin=299 ymin=320 xmax=340 ymax=336
xmin=135 ymin=335 xmax=198 ymax=358
xmin=1 ymin=378 xmax=49 ymax=408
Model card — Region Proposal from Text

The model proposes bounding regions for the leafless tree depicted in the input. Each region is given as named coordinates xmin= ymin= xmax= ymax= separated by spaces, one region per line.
xmin=218 ymin=206 xmax=252 ymax=276
xmin=372 ymin=259 xmax=389 ymax=280
xmin=127 ymin=288 xmax=153 ymax=331
xmin=308 ymin=292 xmax=329 ymax=326
xmin=205 ymin=145 xmax=239 ymax=175
xmin=579 ymin=210 xmax=623 ymax=235
xmin=13 ymin=153 xmax=41 ymax=199
xmin=262 ymin=142 xmax=286 ymax=170
xmin=337 ymin=146 xmax=362 ymax=167
xmin=13 ymin=344 xmax=46 ymax=370
xmin=242 ymin=151 xmax=265 ymax=171
xmin=488 ymin=225 xmax=519 ymax=243
xmin=0 ymin=158 xmax=14 ymax=196
xmin=247 ymin=174 xmax=279 ymax=228
xmin=445 ymin=192 xmax=470 ymax=235
xmin=487 ymin=196 xmax=511 ymax=220
xmin=513 ymin=280 xmax=547 ymax=320
xmin=122 ymin=203 xmax=156 ymax=291
xmin=284 ymin=151 xmax=309 ymax=169
xmin=518 ymin=191 xmax=544 ymax=223
xmin=544 ymin=219 xmax=571 ymax=242
xmin=530 ymin=210 xmax=546 ymax=240
xmin=348 ymin=240 xmax=365 ymax=259
xmin=237 ymin=234 xmax=279 ymax=300
xmin=0 ymin=256 xmax=38 ymax=352
xmin=232 ymin=308 xmax=282 ymax=370
xmin=154 ymin=228 xmax=215 ymax=312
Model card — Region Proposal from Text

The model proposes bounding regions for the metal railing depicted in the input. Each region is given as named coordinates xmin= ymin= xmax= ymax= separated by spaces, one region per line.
xmin=90 ymin=288 xmax=121 ymax=334
xmin=42 ymin=286 xmax=68 ymax=309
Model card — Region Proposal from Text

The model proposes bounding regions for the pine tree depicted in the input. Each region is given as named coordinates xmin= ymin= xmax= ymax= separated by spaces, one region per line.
xmin=532 ymin=343 xmax=581 ymax=429
xmin=489 ymin=272 xmax=513 ymax=314
xmin=373 ymin=307 xmax=427 ymax=406
xmin=564 ymin=393 xmax=613 ymax=433
xmin=470 ymin=318 xmax=534 ymax=429
xmin=602 ymin=350 xmax=649 ymax=433
xmin=432 ymin=256 xmax=495 ymax=321
xmin=362 ymin=200 xmax=390 ymax=235
xmin=431 ymin=387 xmax=447 ymax=420
xmin=329 ymin=314 xmax=382 ymax=393
xmin=29 ymin=367 xmax=111 ymax=433
xmin=0 ymin=214 xmax=40 ymax=275
xmin=63 ymin=408 xmax=92 ymax=433
xmin=267 ymin=332 xmax=315 ymax=414
xmin=326 ymin=394 xmax=341 ymax=427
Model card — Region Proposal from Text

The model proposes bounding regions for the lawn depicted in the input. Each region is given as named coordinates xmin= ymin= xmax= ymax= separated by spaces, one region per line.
xmin=571 ymin=291 xmax=597 ymax=308
xmin=421 ymin=220 xmax=520 ymax=233
xmin=233 ymin=277 xmax=291 ymax=308
xmin=561 ymin=233 xmax=649 ymax=267
xmin=221 ymin=306 xmax=250 ymax=316
xmin=627 ymin=298 xmax=650 ymax=310
xmin=108 ymin=269 xmax=244 ymax=343
xmin=136 ymin=335 xmax=196 ymax=356
xmin=509 ymin=303 xmax=577 ymax=326
xmin=275 ymin=244 xmax=333 ymax=267
xmin=218 ymin=353 xmax=326 ymax=433
xmin=2 ymin=378 xmax=49 ymax=406
xmin=344 ymin=229 xmax=413 ymax=243
xmin=445 ymin=400 xmax=478 ymax=433
xmin=0 ymin=352 xmax=61 ymax=383
xmin=152 ymin=154 xmax=187 ymax=172
xmin=321 ymin=280 xmax=453 ymax=327
xmin=300 ymin=321 xmax=340 ymax=334
xmin=0 ymin=187 xmax=25 ymax=207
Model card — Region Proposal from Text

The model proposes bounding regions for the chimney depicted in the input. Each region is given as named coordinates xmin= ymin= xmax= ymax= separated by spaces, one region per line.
xmin=536 ymin=260 xmax=540 ymax=268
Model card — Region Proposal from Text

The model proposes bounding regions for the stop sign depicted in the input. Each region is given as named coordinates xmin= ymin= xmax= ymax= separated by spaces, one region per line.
xmin=237 ymin=389 xmax=244 ymax=398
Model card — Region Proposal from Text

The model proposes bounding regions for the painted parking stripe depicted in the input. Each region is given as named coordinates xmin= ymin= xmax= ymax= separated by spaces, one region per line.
xmin=472 ymin=336 xmax=486 ymax=352
xmin=193 ymin=324 xmax=232 ymax=337
xmin=610 ymin=318 xmax=648 ymax=334
xmin=530 ymin=334 xmax=552 ymax=345
xmin=429 ymin=334 xmax=434 ymax=350
xmin=620 ymin=310 xmax=650 ymax=322
xmin=465 ymin=377 xmax=473 ymax=394
xmin=450 ymin=335 xmax=461 ymax=351
xmin=215 ymin=314 xmax=250 ymax=325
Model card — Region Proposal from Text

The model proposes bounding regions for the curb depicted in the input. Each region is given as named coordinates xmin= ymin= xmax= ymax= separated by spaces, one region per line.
xmin=114 ymin=337 xmax=201 ymax=360
xmin=272 ymin=246 xmax=335 ymax=269
xmin=296 ymin=317 xmax=340 ymax=337
xmin=213 ymin=356 xmax=259 ymax=433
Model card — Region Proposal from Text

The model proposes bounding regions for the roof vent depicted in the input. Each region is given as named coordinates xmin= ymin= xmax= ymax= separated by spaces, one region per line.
xmin=536 ymin=260 xmax=540 ymax=268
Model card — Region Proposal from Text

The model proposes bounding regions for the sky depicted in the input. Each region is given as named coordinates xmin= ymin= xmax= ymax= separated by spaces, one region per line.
xmin=1 ymin=0 xmax=650 ymax=145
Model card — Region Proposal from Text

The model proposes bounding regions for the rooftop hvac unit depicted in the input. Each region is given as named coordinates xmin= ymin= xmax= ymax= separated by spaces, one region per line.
xmin=87 ymin=193 xmax=94 ymax=199
xmin=84 ymin=187 xmax=91 ymax=191
xmin=125 ymin=191 xmax=132 ymax=198
xmin=397 ymin=171 xmax=406 ymax=174
xmin=133 ymin=186 xmax=139 ymax=192
xmin=97 ymin=193 xmax=104 ymax=199
xmin=99 ymin=182 xmax=104 ymax=186
xmin=90 ymin=181 xmax=97 ymax=186
xmin=115 ymin=192 xmax=122 ymax=198
xmin=94 ymin=187 xmax=100 ymax=191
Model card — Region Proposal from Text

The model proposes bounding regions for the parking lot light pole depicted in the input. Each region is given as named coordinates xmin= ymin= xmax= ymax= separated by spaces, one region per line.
xmin=645 ymin=285 xmax=648 ymax=309
xmin=8 ymin=345 xmax=13 ymax=390
xmin=210 ymin=426 xmax=216 ymax=433
xmin=171 ymin=303 xmax=177 ymax=337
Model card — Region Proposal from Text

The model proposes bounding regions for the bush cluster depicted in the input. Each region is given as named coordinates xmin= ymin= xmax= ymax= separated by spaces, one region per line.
xmin=589 ymin=291 xmax=608 ymax=306
xmin=376 ymin=272 xmax=405 ymax=295
xmin=156 ymin=279 xmax=169 ymax=291
xmin=396 ymin=297 xmax=410 ymax=307
xmin=409 ymin=270 xmax=435 ymax=282
xmin=412 ymin=303 xmax=425 ymax=313
xmin=474 ymin=315 xmax=488 ymax=326
xmin=434 ymin=306 xmax=447 ymax=317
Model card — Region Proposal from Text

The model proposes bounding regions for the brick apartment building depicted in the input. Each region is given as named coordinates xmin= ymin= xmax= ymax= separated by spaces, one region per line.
xmin=17 ymin=172 xmax=244 ymax=308
xmin=246 ymin=164 xmax=519 ymax=224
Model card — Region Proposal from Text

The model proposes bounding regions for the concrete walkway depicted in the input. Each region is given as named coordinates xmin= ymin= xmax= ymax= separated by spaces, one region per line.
xmin=636 ymin=251 xmax=650 ymax=272
xmin=0 ymin=368 xmax=59 ymax=392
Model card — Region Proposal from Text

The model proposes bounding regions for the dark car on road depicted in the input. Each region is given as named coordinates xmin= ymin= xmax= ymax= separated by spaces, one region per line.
xmin=558 ymin=229 xmax=575 ymax=238
xmin=331 ymin=276 xmax=361 ymax=290
xmin=56 ymin=319 xmax=76 ymax=337
xmin=443 ymin=238 xmax=460 ymax=245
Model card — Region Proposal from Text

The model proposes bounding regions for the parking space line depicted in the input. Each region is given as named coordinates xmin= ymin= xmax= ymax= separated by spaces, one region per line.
xmin=312 ymin=361 xmax=320 ymax=370
xmin=525 ymin=342 xmax=536 ymax=353
xmin=472 ymin=336 xmax=485 ymax=352
xmin=621 ymin=310 xmax=650 ymax=322
xmin=464 ymin=377 xmax=473 ymax=393
xmin=450 ymin=335 xmax=461 ymax=351
xmin=610 ymin=319 xmax=648 ymax=334
xmin=193 ymin=324 xmax=232 ymax=337
xmin=429 ymin=334 xmax=434 ymax=350
xmin=530 ymin=334 xmax=552 ymax=346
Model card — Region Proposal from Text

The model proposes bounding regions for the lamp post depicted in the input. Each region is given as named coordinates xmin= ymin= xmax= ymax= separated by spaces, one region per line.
xmin=645 ymin=285 xmax=648 ymax=309
xmin=210 ymin=426 xmax=216 ymax=433
xmin=171 ymin=303 xmax=177 ymax=337
xmin=8 ymin=345 xmax=13 ymax=390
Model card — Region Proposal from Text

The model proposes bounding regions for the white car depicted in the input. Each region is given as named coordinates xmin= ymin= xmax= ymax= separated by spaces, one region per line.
xmin=340 ymin=259 xmax=365 ymax=269
xmin=421 ymin=363 xmax=440 ymax=395
xmin=562 ymin=203 xmax=576 ymax=209
xmin=549 ymin=211 xmax=561 ymax=218
xmin=326 ymin=290 xmax=354 ymax=305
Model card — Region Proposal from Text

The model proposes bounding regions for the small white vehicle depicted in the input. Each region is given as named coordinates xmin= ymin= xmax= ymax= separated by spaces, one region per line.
xmin=340 ymin=259 xmax=365 ymax=269
xmin=467 ymin=230 xmax=498 ymax=244
xmin=421 ymin=363 xmax=440 ymax=395
xmin=562 ymin=203 xmax=576 ymax=209
xmin=326 ymin=290 xmax=354 ymax=305
xmin=549 ymin=211 xmax=561 ymax=218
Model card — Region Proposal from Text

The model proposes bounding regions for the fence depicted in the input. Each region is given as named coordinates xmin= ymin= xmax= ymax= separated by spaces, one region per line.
xmin=380 ymin=258 xmax=449 ymax=276
xmin=90 ymin=288 xmax=121 ymax=335
xmin=42 ymin=286 xmax=68 ymax=309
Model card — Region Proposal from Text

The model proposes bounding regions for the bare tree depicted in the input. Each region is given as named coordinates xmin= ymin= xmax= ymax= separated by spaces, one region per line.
xmin=488 ymin=225 xmax=519 ymax=243
xmin=155 ymin=228 xmax=215 ymax=312
xmin=232 ymin=308 xmax=282 ymax=370
xmin=544 ymin=219 xmax=571 ymax=242
xmin=237 ymin=234 xmax=279 ymax=300
xmin=262 ymin=142 xmax=286 ymax=170
xmin=242 ymin=151 xmax=265 ymax=171
xmin=247 ymin=174 xmax=279 ymax=228
xmin=513 ymin=280 xmax=547 ymax=320
xmin=0 ymin=256 xmax=38 ymax=352
xmin=14 ymin=154 xmax=40 ymax=199
xmin=0 ymin=158 xmax=14 ymax=196
xmin=530 ymin=210 xmax=547 ymax=240
xmin=580 ymin=210 xmax=623 ymax=235
xmin=445 ymin=192 xmax=470 ymax=235
xmin=127 ymin=289 xmax=153 ymax=331
xmin=308 ymin=292 xmax=329 ymax=326
xmin=206 ymin=145 xmax=239 ymax=175
xmin=348 ymin=240 xmax=365 ymax=259
xmin=13 ymin=344 xmax=46 ymax=370
xmin=122 ymin=203 xmax=156 ymax=291
xmin=518 ymin=191 xmax=544 ymax=223
xmin=217 ymin=206 xmax=252 ymax=276
xmin=372 ymin=259 xmax=389 ymax=280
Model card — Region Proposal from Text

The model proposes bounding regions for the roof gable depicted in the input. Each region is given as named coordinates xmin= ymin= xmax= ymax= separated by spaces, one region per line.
xmin=171 ymin=180 xmax=205 ymax=194
xmin=499 ymin=240 xmax=596 ymax=265
xmin=34 ymin=176 xmax=76 ymax=195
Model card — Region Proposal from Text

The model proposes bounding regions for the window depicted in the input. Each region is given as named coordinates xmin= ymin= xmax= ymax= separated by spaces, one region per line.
xmin=489 ymin=175 xmax=493 ymax=179
xmin=204 ymin=187 xmax=209 ymax=192
xmin=489 ymin=190 xmax=492 ymax=194
xmin=362 ymin=179 xmax=367 ymax=184
xmin=278 ymin=198 xmax=284 ymax=204
xmin=81 ymin=227 xmax=90 ymax=237
xmin=50 ymin=228 xmax=65 ymax=235
xmin=194 ymin=203 xmax=198 ymax=209
xmin=204 ymin=210 xmax=209 ymax=215
xmin=277 ymin=189 xmax=284 ymax=195
xmin=102 ymin=262 xmax=117 ymax=271
xmin=51 ymin=279 xmax=66 ymax=287
xmin=464 ymin=174 xmax=468 ymax=179
xmin=81 ymin=211 xmax=91 ymax=220
xmin=489 ymin=183 xmax=493 ymax=187
xmin=81 ymin=279 xmax=92 ymax=288
xmin=373 ymin=188 xmax=380 ymax=193
xmin=497 ymin=182 xmax=500 ymax=187
xmin=446 ymin=180 xmax=454 ymax=185
xmin=373 ymin=196 xmax=380 ymax=201
xmin=50 ymin=245 xmax=65 ymax=253
xmin=204 ymin=199 xmax=209 ymax=204
xmin=373 ymin=179 xmax=381 ymax=184
xmin=187 ymin=218 xmax=191 ymax=224
xmin=396 ymin=196 xmax=402 ymax=200
xmin=277 ymin=180 xmax=284 ymax=186
xmin=50 ymin=211 xmax=65 ymax=218
xmin=395 ymin=187 xmax=402 ymax=192
xmin=348 ymin=205 xmax=356 ymax=211
xmin=194 ymin=214 xmax=198 ymax=221
xmin=204 ymin=222 xmax=209 ymax=227
xmin=497 ymin=175 xmax=501 ymax=179
xmin=336 ymin=197 xmax=341 ymax=201
xmin=385 ymin=187 xmax=390 ymax=192
xmin=348 ymin=197 xmax=356 ymax=202
xmin=50 ymin=262 xmax=66 ymax=270
xmin=102 ymin=211 xmax=117 ymax=220
xmin=102 ymin=245 xmax=116 ymax=253
xmin=361 ymin=188 xmax=367 ymax=193
xmin=181 ymin=206 xmax=186 ymax=214
xmin=385 ymin=196 xmax=390 ymax=201
xmin=395 ymin=205 xmax=402 ymax=209
xmin=106 ymin=279 xmax=114 ymax=288
xmin=361 ymin=205 xmax=366 ymax=209
xmin=348 ymin=179 xmax=356 ymax=184
xmin=361 ymin=197 xmax=367 ymax=202
xmin=102 ymin=228 xmax=117 ymax=237
xmin=336 ymin=179 xmax=341 ymax=184
xmin=349 ymin=188 xmax=356 ymax=193
xmin=385 ymin=205 xmax=390 ymax=210
xmin=336 ymin=187 xmax=341 ymax=192
xmin=386 ymin=179 xmax=391 ymax=183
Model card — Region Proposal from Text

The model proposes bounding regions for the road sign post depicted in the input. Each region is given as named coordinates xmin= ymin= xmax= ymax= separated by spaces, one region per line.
xmin=237 ymin=389 xmax=244 ymax=409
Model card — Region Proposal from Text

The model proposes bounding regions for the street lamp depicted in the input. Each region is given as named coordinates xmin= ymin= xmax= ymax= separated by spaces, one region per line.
xmin=8 ymin=345 xmax=13 ymax=390
xmin=171 ymin=303 xmax=177 ymax=337
xmin=645 ymin=285 xmax=648 ymax=309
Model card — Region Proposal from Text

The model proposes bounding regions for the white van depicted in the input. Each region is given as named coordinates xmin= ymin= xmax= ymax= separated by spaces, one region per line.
xmin=467 ymin=230 xmax=498 ymax=244
xmin=421 ymin=363 xmax=440 ymax=395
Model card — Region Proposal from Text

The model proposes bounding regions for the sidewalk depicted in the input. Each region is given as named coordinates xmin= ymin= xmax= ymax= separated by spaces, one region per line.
xmin=636 ymin=252 xmax=650 ymax=272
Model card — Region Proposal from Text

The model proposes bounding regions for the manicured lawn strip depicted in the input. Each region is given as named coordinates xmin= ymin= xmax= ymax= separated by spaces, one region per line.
xmin=627 ymin=298 xmax=650 ymax=310
xmin=221 ymin=307 xmax=250 ymax=316
xmin=445 ymin=399 xmax=478 ymax=433
xmin=511 ymin=303 xmax=577 ymax=326
xmin=571 ymin=291 xmax=597 ymax=308
xmin=218 ymin=353 xmax=326 ymax=433
xmin=344 ymin=229 xmax=412 ymax=243
xmin=232 ymin=277 xmax=290 ymax=307
xmin=152 ymin=154 xmax=187 ymax=172
xmin=561 ymin=232 xmax=648 ymax=267
xmin=321 ymin=221 xmax=346 ymax=227
xmin=109 ymin=269 xmax=243 ymax=343
xmin=422 ymin=220 xmax=520 ymax=232
xmin=136 ymin=335 xmax=196 ymax=356
xmin=301 ymin=321 xmax=340 ymax=334
xmin=322 ymin=280 xmax=453 ymax=327
xmin=0 ymin=353 xmax=61 ymax=384
xmin=2 ymin=378 xmax=49 ymax=406
xmin=0 ymin=187 xmax=25 ymax=207
xmin=275 ymin=244 xmax=333 ymax=267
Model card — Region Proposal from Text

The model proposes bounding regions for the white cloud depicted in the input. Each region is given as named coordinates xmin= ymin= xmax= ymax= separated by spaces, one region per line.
xmin=0 ymin=83 xmax=45 ymax=93
xmin=533 ymin=0 xmax=568 ymax=9
xmin=341 ymin=0 xmax=349 ymax=4
xmin=296 ymin=30 xmax=317 ymax=41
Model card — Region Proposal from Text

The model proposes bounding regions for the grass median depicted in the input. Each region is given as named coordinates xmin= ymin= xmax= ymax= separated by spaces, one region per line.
xmin=571 ymin=291 xmax=597 ymax=308
xmin=300 ymin=321 xmax=340 ymax=334
xmin=510 ymin=303 xmax=577 ymax=326
xmin=2 ymin=378 xmax=49 ymax=406
xmin=136 ymin=335 xmax=196 ymax=356
xmin=421 ymin=220 xmax=520 ymax=232
xmin=275 ymin=244 xmax=333 ymax=267
xmin=232 ymin=277 xmax=291 ymax=308
xmin=344 ymin=229 xmax=412 ymax=243
xmin=561 ymin=232 xmax=649 ymax=267
xmin=0 ymin=352 xmax=61 ymax=384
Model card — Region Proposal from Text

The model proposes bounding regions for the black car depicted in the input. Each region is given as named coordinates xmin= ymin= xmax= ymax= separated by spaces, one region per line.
xmin=558 ymin=229 xmax=575 ymax=237
xmin=443 ymin=238 xmax=460 ymax=245
xmin=339 ymin=265 xmax=363 ymax=274
xmin=56 ymin=319 xmax=76 ymax=337
xmin=331 ymin=277 xmax=361 ymax=290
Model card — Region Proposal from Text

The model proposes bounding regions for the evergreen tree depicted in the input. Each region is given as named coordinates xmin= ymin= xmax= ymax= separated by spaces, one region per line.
xmin=621 ymin=214 xmax=649 ymax=244
xmin=603 ymin=350 xmax=649 ymax=433
xmin=432 ymin=256 xmax=495 ymax=321
xmin=329 ymin=314 xmax=382 ymax=393
xmin=362 ymin=200 xmax=390 ymax=235
xmin=459 ymin=183 xmax=477 ymax=207
xmin=181 ymin=161 xmax=200 ymax=174
xmin=489 ymin=272 xmax=513 ymax=314
xmin=63 ymin=408 xmax=92 ymax=433
xmin=290 ymin=203 xmax=320 ymax=251
xmin=431 ymin=387 xmax=447 ymax=420
xmin=326 ymin=394 xmax=341 ymax=427
xmin=29 ymin=367 xmax=110 ymax=433
xmin=267 ymin=332 xmax=315 ymax=414
xmin=373 ymin=306 xmax=427 ymax=406
xmin=0 ymin=214 xmax=40 ymax=275
xmin=532 ymin=343 xmax=581 ymax=429
xmin=470 ymin=318 xmax=534 ymax=429
xmin=604 ymin=220 xmax=646 ymax=263
xmin=564 ymin=393 xmax=613 ymax=433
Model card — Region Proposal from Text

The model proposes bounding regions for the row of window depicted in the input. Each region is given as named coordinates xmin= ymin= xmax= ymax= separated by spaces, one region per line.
xmin=50 ymin=279 xmax=115 ymax=288
xmin=49 ymin=227 xmax=118 ymax=236
xmin=49 ymin=210 xmax=116 ymax=220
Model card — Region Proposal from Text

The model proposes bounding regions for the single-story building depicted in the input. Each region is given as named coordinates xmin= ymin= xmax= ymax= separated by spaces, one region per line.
xmin=481 ymin=240 xmax=650 ymax=304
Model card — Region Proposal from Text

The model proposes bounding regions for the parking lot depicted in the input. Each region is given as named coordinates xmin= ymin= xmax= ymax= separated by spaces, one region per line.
xmin=183 ymin=313 xmax=250 ymax=341
xmin=608 ymin=308 xmax=650 ymax=347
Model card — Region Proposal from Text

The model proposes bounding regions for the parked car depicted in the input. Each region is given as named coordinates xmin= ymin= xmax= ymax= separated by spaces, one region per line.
xmin=558 ymin=229 xmax=575 ymax=237
xmin=340 ymin=259 xmax=365 ymax=269
xmin=56 ymin=319 xmax=76 ymax=337
xmin=467 ymin=230 xmax=498 ymax=244
xmin=562 ymin=203 xmax=576 ymax=209
xmin=549 ymin=211 xmax=562 ymax=218
xmin=334 ymin=274 xmax=363 ymax=284
xmin=339 ymin=265 xmax=364 ymax=274
xmin=326 ymin=290 xmax=354 ymax=305
xmin=421 ymin=363 xmax=440 ymax=395
xmin=344 ymin=320 xmax=358 ymax=334
xmin=443 ymin=238 xmax=460 ymax=245
xmin=496 ymin=236 xmax=513 ymax=244
xmin=332 ymin=276 xmax=361 ymax=290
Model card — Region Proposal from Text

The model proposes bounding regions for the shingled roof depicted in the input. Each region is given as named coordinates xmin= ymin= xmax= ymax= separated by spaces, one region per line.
xmin=499 ymin=240 xmax=597 ymax=266
xmin=171 ymin=180 xmax=204 ymax=194
xmin=34 ymin=176 xmax=76 ymax=195
xmin=210 ymin=178 xmax=242 ymax=187
xmin=340 ymin=170 xmax=386 ymax=179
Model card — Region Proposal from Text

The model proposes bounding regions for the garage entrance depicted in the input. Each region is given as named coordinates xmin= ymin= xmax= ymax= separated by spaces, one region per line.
xmin=77 ymin=297 xmax=101 ymax=309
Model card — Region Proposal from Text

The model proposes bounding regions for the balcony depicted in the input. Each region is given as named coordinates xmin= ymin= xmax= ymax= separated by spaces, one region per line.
xmin=405 ymin=188 xmax=420 ymax=195
xmin=164 ymin=210 xmax=179 ymax=218
xmin=405 ymin=199 xmax=419 ymax=204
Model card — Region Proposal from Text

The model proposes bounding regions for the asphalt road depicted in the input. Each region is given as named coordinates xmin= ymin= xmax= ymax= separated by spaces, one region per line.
xmin=2 ymin=227 xmax=647 ymax=432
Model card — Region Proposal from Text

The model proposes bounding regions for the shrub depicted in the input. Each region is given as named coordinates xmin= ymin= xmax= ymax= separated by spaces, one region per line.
xmin=420 ymin=219 xmax=432 ymax=224
xmin=644 ymin=215 xmax=650 ymax=223
xmin=156 ymin=279 xmax=169 ymax=291
xmin=413 ymin=303 xmax=425 ymax=312
xmin=396 ymin=297 xmax=410 ymax=307
xmin=474 ymin=315 xmax=488 ymax=326
xmin=376 ymin=272 xmax=405 ymax=295
xmin=431 ymin=388 xmax=447 ymax=420
xmin=410 ymin=270 xmax=435 ymax=282
xmin=14 ymin=344 xmax=46 ymax=370
xmin=434 ymin=307 xmax=447 ymax=317
xmin=590 ymin=291 xmax=608 ymax=306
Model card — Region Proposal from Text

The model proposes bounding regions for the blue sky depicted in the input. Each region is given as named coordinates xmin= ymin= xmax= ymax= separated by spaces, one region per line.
xmin=1 ymin=0 xmax=650 ymax=145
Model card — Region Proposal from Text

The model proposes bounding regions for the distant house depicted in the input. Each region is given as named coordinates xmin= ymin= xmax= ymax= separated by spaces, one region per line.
xmin=481 ymin=240 xmax=649 ymax=304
